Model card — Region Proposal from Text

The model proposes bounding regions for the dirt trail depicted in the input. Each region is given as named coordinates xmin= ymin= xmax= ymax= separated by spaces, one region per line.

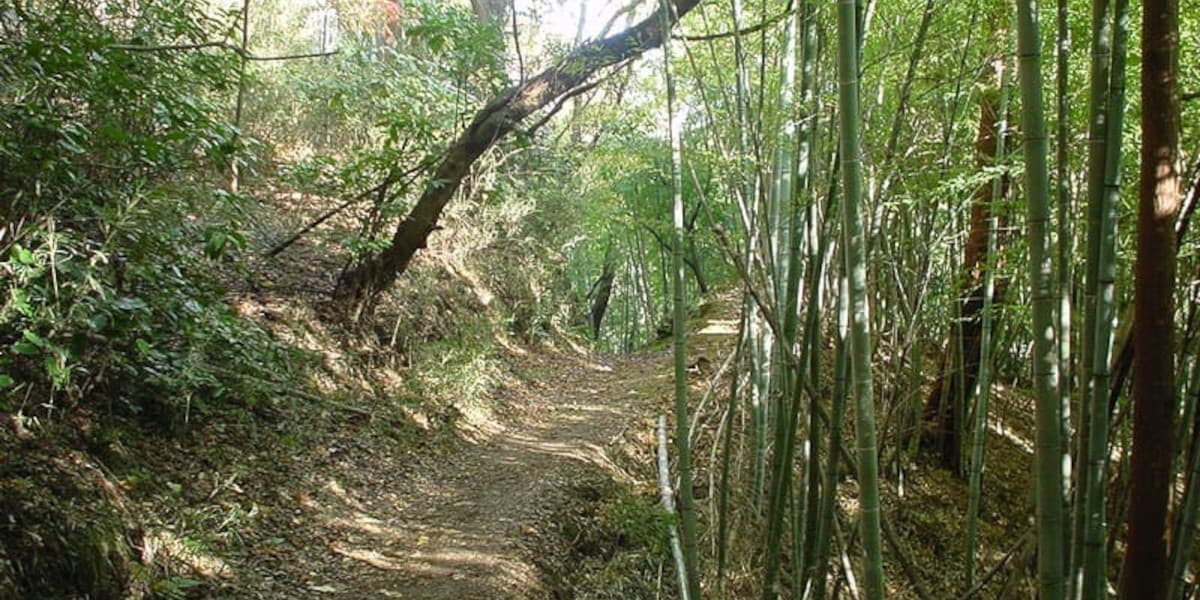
xmin=273 ymin=349 xmax=675 ymax=599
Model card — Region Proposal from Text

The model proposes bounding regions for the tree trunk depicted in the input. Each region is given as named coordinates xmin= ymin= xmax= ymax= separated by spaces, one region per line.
xmin=589 ymin=246 xmax=617 ymax=340
xmin=923 ymin=62 xmax=1006 ymax=473
xmin=332 ymin=0 xmax=703 ymax=320
xmin=469 ymin=0 xmax=508 ymax=23
xmin=1119 ymin=0 xmax=1180 ymax=596
xmin=683 ymin=198 xmax=709 ymax=295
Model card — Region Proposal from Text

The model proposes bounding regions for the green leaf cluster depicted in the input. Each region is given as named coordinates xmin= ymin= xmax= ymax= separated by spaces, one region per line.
xmin=0 ymin=0 xmax=296 ymax=419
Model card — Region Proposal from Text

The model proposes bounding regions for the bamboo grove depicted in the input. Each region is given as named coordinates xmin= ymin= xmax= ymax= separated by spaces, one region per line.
xmin=568 ymin=0 xmax=1199 ymax=596
xmin=2 ymin=0 xmax=1199 ymax=596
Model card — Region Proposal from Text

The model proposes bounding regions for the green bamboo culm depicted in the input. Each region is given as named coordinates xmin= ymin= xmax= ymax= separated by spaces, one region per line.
xmin=659 ymin=0 xmax=701 ymax=596
xmin=809 ymin=258 xmax=848 ymax=600
xmin=1053 ymin=0 xmax=1073 ymax=573
xmin=795 ymin=2 xmax=823 ymax=590
xmin=835 ymin=0 xmax=885 ymax=596
xmin=965 ymin=48 xmax=1010 ymax=590
xmin=764 ymin=8 xmax=803 ymax=581
xmin=1016 ymin=0 xmax=1068 ymax=596
xmin=728 ymin=0 xmax=771 ymax=519
xmin=718 ymin=0 xmax=755 ymax=577
xmin=762 ymin=3 xmax=810 ymax=596
xmin=1077 ymin=0 xmax=1114 ymax=432
xmin=1080 ymin=0 xmax=1129 ymax=595
xmin=1070 ymin=0 xmax=1114 ymax=592
xmin=715 ymin=325 xmax=746 ymax=591
xmin=1167 ymin=354 xmax=1200 ymax=599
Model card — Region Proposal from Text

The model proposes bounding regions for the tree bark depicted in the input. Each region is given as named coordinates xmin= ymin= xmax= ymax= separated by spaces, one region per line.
xmin=469 ymin=0 xmax=508 ymax=23
xmin=332 ymin=0 xmax=703 ymax=320
xmin=923 ymin=65 xmax=1007 ymax=473
xmin=589 ymin=246 xmax=616 ymax=339
xmin=1120 ymin=0 xmax=1180 ymax=596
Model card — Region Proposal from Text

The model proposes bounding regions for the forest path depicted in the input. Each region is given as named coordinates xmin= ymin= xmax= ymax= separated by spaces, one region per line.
xmin=241 ymin=335 xmax=694 ymax=600
xmin=232 ymin=292 xmax=740 ymax=599
xmin=319 ymin=348 xmax=674 ymax=599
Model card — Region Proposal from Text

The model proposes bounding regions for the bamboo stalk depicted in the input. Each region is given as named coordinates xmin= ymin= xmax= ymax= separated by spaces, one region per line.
xmin=835 ymin=0 xmax=884 ymax=595
xmin=658 ymin=415 xmax=692 ymax=600
xmin=1015 ymin=0 xmax=1068 ymax=595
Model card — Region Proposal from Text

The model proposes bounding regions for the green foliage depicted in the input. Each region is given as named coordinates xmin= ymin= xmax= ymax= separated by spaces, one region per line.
xmin=598 ymin=491 xmax=672 ymax=558
xmin=243 ymin=0 xmax=508 ymax=261
xmin=150 ymin=576 xmax=203 ymax=600
xmin=0 ymin=0 xmax=295 ymax=419
xmin=560 ymin=122 xmax=732 ymax=351
xmin=401 ymin=0 xmax=506 ymax=79
xmin=411 ymin=334 xmax=499 ymax=413
xmin=546 ymin=480 xmax=678 ymax=600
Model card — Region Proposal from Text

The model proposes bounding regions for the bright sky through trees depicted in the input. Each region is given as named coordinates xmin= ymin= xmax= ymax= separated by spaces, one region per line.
xmin=516 ymin=0 xmax=635 ymax=42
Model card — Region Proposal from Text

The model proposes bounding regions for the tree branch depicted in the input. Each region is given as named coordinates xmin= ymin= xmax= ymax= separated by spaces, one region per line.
xmin=526 ymin=78 xmax=604 ymax=138
xmin=110 ymin=41 xmax=337 ymax=61
xmin=673 ymin=6 xmax=793 ymax=42
xmin=249 ymin=50 xmax=338 ymax=62
xmin=510 ymin=0 xmax=525 ymax=84
xmin=265 ymin=160 xmax=428 ymax=258
xmin=109 ymin=41 xmax=231 ymax=52
xmin=333 ymin=0 xmax=705 ymax=317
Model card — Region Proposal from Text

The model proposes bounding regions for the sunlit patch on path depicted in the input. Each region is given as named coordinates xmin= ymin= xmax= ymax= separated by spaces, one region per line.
xmin=271 ymin=348 xmax=673 ymax=599
xmin=697 ymin=319 xmax=739 ymax=336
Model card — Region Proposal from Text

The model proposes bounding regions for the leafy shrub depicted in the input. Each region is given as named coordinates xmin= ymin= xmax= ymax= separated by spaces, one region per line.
xmin=0 ymin=0 xmax=295 ymax=420
xmin=241 ymin=0 xmax=508 ymax=263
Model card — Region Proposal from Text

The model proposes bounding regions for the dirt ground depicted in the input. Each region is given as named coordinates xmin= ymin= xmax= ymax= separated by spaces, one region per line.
xmin=247 ymin=349 xmax=677 ymax=599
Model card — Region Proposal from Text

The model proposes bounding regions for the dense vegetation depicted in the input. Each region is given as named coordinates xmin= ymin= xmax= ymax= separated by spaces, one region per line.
xmin=2 ymin=0 xmax=1198 ymax=597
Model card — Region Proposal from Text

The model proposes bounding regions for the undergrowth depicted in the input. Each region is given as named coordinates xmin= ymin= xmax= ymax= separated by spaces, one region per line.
xmin=535 ymin=475 xmax=678 ymax=600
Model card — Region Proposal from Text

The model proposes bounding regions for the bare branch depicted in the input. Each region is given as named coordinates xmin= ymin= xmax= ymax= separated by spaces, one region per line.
xmin=673 ymin=7 xmax=793 ymax=42
xmin=526 ymin=79 xmax=603 ymax=138
xmin=110 ymin=41 xmax=232 ymax=52
xmin=249 ymin=50 xmax=338 ymax=62
xmin=109 ymin=41 xmax=337 ymax=61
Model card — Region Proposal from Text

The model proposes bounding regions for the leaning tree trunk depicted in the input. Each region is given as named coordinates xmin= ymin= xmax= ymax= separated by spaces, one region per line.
xmin=589 ymin=245 xmax=617 ymax=340
xmin=1119 ymin=0 xmax=1180 ymax=596
xmin=923 ymin=59 xmax=1007 ymax=473
xmin=332 ymin=0 xmax=703 ymax=320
